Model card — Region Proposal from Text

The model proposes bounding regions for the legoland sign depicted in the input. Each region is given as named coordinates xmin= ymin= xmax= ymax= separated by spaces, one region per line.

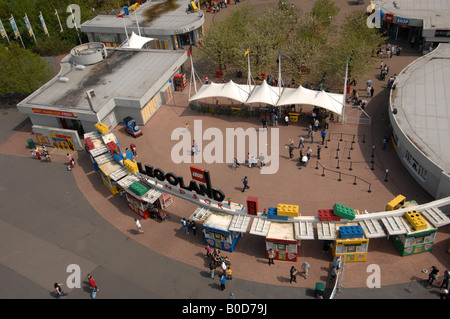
xmin=136 ymin=162 xmax=227 ymax=207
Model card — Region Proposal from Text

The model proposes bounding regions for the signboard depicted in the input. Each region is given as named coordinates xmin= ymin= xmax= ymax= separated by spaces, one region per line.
xmin=385 ymin=13 xmax=394 ymax=23
xmin=190 ymin=166 xmax=206 ymax=183
xmin=39 ymin=12 xmax=49 ymax=36
xmin=0 ymin=19 xmax=7 ymax=38
xmin=395 ymin=17 xmax=410 ymax=25
xmin=435 ymin=30 xmax=450 ymax=38
xmin=32 ymin=108 xmax=79 ymax=118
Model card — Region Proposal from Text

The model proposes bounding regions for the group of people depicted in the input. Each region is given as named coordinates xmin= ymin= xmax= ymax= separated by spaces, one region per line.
xmin=288 ymin=261 xmax=311 ymax=283
xmin=427 ymin=266 xmax=449 ymax=299
xmin=205 ymin=0 xmax=240 ymax=13
xmin=180 ymin=217 xmax=197 ymax=235
xmin=205 ymin=246 xmax=233 ymax=291
xmin=54 ymin=273 xmax=98 ymax=299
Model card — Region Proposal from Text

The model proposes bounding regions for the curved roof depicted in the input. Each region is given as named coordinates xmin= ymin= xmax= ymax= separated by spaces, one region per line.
xmin=390 ymin=43 xmax=450 ymax=173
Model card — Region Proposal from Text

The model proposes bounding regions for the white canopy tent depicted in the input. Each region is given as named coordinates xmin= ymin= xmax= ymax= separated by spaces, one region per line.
xmin=277 ymin=86 xmax=344 ymax=115
xmin=245 ymin=80 xmax=280 ymax=106
xmin=120 ymin=32 xmax=155 ymax=49
xmin=189 ymin=81 xmax=344 ymax=115
xmin=189 ymin=80 xmax=253 ymax=104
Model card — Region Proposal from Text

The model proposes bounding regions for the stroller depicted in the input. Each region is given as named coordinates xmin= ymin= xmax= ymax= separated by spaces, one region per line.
xmin=149 ymin=206 xmax=169 ymax=222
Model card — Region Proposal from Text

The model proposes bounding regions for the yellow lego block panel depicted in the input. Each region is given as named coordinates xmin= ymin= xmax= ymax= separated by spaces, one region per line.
xmin=277 ymin=204 xmax=299 ymax=217
xmin=123 ymin=159 xmax=138 ymax=174
xmin=95 ymin=122 xmax=109 ymax=134
xmin=386 ymin=195 xmax=406 ymax=211
xmin=405 ymin=210 xmax=427 ymax=230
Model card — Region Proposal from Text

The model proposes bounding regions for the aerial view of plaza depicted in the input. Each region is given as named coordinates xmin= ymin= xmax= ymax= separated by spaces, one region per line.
xmin=0 ymin=0 xmax=449 ymax=307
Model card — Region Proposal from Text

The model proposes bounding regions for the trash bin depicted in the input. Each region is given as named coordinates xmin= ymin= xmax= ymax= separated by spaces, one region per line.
xmin=216 ymin=69 xmax=222 ymax=78
xmin=27 ymin=139 xmax=36 ymax=149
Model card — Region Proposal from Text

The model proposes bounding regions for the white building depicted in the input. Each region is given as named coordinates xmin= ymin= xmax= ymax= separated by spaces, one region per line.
xmin=389 ymin=43 xmax=450 ymax=199
xmin=80 ymin=0 xmax=204 ymax=50
xmin=17 ymin=42 xmax=187 ymax=136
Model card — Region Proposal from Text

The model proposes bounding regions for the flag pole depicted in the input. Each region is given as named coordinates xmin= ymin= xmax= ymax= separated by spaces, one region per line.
xmin=341 ymin=57 xmax=349 ymax=124
xmin=55 ymin=9 xmax=63 ymax=33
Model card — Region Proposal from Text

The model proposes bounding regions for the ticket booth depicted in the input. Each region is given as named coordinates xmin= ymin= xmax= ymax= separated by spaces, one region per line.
xmin=265 ymin=222 xmax=299 ymax=262
xmin=124 ymin=180 xmax=173 ymax=219
xmin=331 ymin=224 xmax=369 ymax=262
xmin=202 ymin=213 xmax=242 ymax=252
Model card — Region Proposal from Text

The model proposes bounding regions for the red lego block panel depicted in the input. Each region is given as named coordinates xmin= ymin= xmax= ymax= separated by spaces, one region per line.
xmin=318 ymin=209 xmax=341 ymax=222
xmin=247 ymin=196 xmax=258 ymax=216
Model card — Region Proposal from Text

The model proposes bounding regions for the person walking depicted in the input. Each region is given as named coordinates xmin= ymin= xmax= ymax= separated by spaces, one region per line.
xmin=428 ymin=266 xmax=439 ymax=285
xmin=272 ymin=113 xmax=278 ymax=126
xmin=135 ymin=218 xmax=144 ymax=234
xmin=268 ymin=249 xmax=275 ymax=266
xmin=289 ymin=266 xmax=298 ymax=283
xmin=298 ymin=136 xmax=305 ymax=149
xmin=306 ymin=147 xmax=312 ymax=160
xmin=205 ymin=244 xmax=211 ymax=259
xmin=209 ymin=261 xmax=216 ymax=279
xmin=241 ymin=176 xmax=249 ymax=192
xmin=54 ymin=282 xmax=68 ymax=298
xmin=226 ymin=266 xmax=233 ymax=280
xmin=317 ymin=145 xmax=322 ymax=160
xmin=310 ymin=130 xmax=314 ymax=143
xmin=181 ymin=218 xmax=189 ymax=234
xmin=383 ymin=136 xmax=388 ymax=150
xmin=321 ymin=129 xmax=326 ymax=145
xmin=191 ymin=221 xmax=197 ymax=235
xmin=440 ymin=270 xmax=449 ymax=290
xmin=220 ymin=274 xmax=226 ymax=291
xmin=301 ymin=261 xmax=311 ymax=279
xmin=232 ymin=157 xmax=240 ymax=170
xmin=130 ymin=143 xmax=137 ymax=156
xmin=289 ymin=143 xmax=294 ymax=159
xmin=259 ymin=153 xmax=265 ymax=167
xmin=87 ymin=274 xmax=99 ymax=299
xmin=370 ymin=86 xmax=374 ymax=98
xmin=325 ymin=116 xmax=329 ymax=129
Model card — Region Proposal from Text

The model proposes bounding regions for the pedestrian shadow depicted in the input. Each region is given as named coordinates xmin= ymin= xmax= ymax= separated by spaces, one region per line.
xmin=276 ymin=276 xmax=291 ymax=283
xmin=127 ymin=229 xmax=143 ymax=235
xmin=208 ymin=282 xmax=221 ymax=290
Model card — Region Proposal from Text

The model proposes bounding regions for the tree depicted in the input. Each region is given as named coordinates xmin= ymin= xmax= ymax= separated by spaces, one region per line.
xmin=323 ymin=10 xmax=386 ymax=87
xmin=0 ymin=43 xmax=52 ymax=95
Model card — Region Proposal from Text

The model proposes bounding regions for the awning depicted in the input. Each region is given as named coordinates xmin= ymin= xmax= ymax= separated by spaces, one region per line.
xmin=294 ymin=221 xmax=315 ymax=240
xmin=249 ymin=217 xmax=271 ymax=237
xmin=121 ymin=31 xmax=155 ymax=49
xmin=358 ymin=219 xmax=386 ymax=238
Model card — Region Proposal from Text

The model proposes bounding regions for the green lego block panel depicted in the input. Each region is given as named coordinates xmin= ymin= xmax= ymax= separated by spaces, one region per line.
xmin=333 ymin=203 xmax=355 ymax=220
xmin=129 ymin=181 xmax=149 ymax=197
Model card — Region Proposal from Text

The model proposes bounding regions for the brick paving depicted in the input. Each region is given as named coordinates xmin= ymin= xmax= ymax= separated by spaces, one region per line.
xmin=1 ymin=0 xmax=448 ymax=292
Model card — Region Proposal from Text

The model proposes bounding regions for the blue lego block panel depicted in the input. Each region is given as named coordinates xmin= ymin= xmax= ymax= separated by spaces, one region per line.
xmin=267 ymin=214 xmax=288 ymax=221
xmin=267 ymin=207 xmax=277 ymax=216
xmin=339 ymin=225 xmax=364 ymax=239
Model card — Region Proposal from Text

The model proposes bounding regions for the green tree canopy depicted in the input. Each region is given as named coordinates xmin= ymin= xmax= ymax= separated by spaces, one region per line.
xmin=0 ymin=43 xmax=52 ymax=95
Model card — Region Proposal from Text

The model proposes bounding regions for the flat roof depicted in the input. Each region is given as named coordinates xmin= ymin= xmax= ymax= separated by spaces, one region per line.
xmin=81 ymin=0 xmax=205 ymax=35
xmin=391 ymin=43 xmax=450 ymax=173
xmin=19 ymin=48 xmax=186 ymax=111
xmin=374 ymin=0 xmax=450 ymax=29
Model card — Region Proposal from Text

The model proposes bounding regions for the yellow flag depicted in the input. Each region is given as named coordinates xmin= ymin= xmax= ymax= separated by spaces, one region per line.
xmin=244 ymin=49 xmax=249 ymax=56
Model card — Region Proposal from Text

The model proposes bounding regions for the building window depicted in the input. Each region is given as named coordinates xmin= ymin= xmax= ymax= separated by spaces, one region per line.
xmin=404 ymin=150 xmax=427 ymax=181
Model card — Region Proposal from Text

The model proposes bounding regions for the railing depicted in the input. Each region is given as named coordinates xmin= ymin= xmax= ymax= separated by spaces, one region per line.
xmin=315 ymin=161 xmax=373 ymax=193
